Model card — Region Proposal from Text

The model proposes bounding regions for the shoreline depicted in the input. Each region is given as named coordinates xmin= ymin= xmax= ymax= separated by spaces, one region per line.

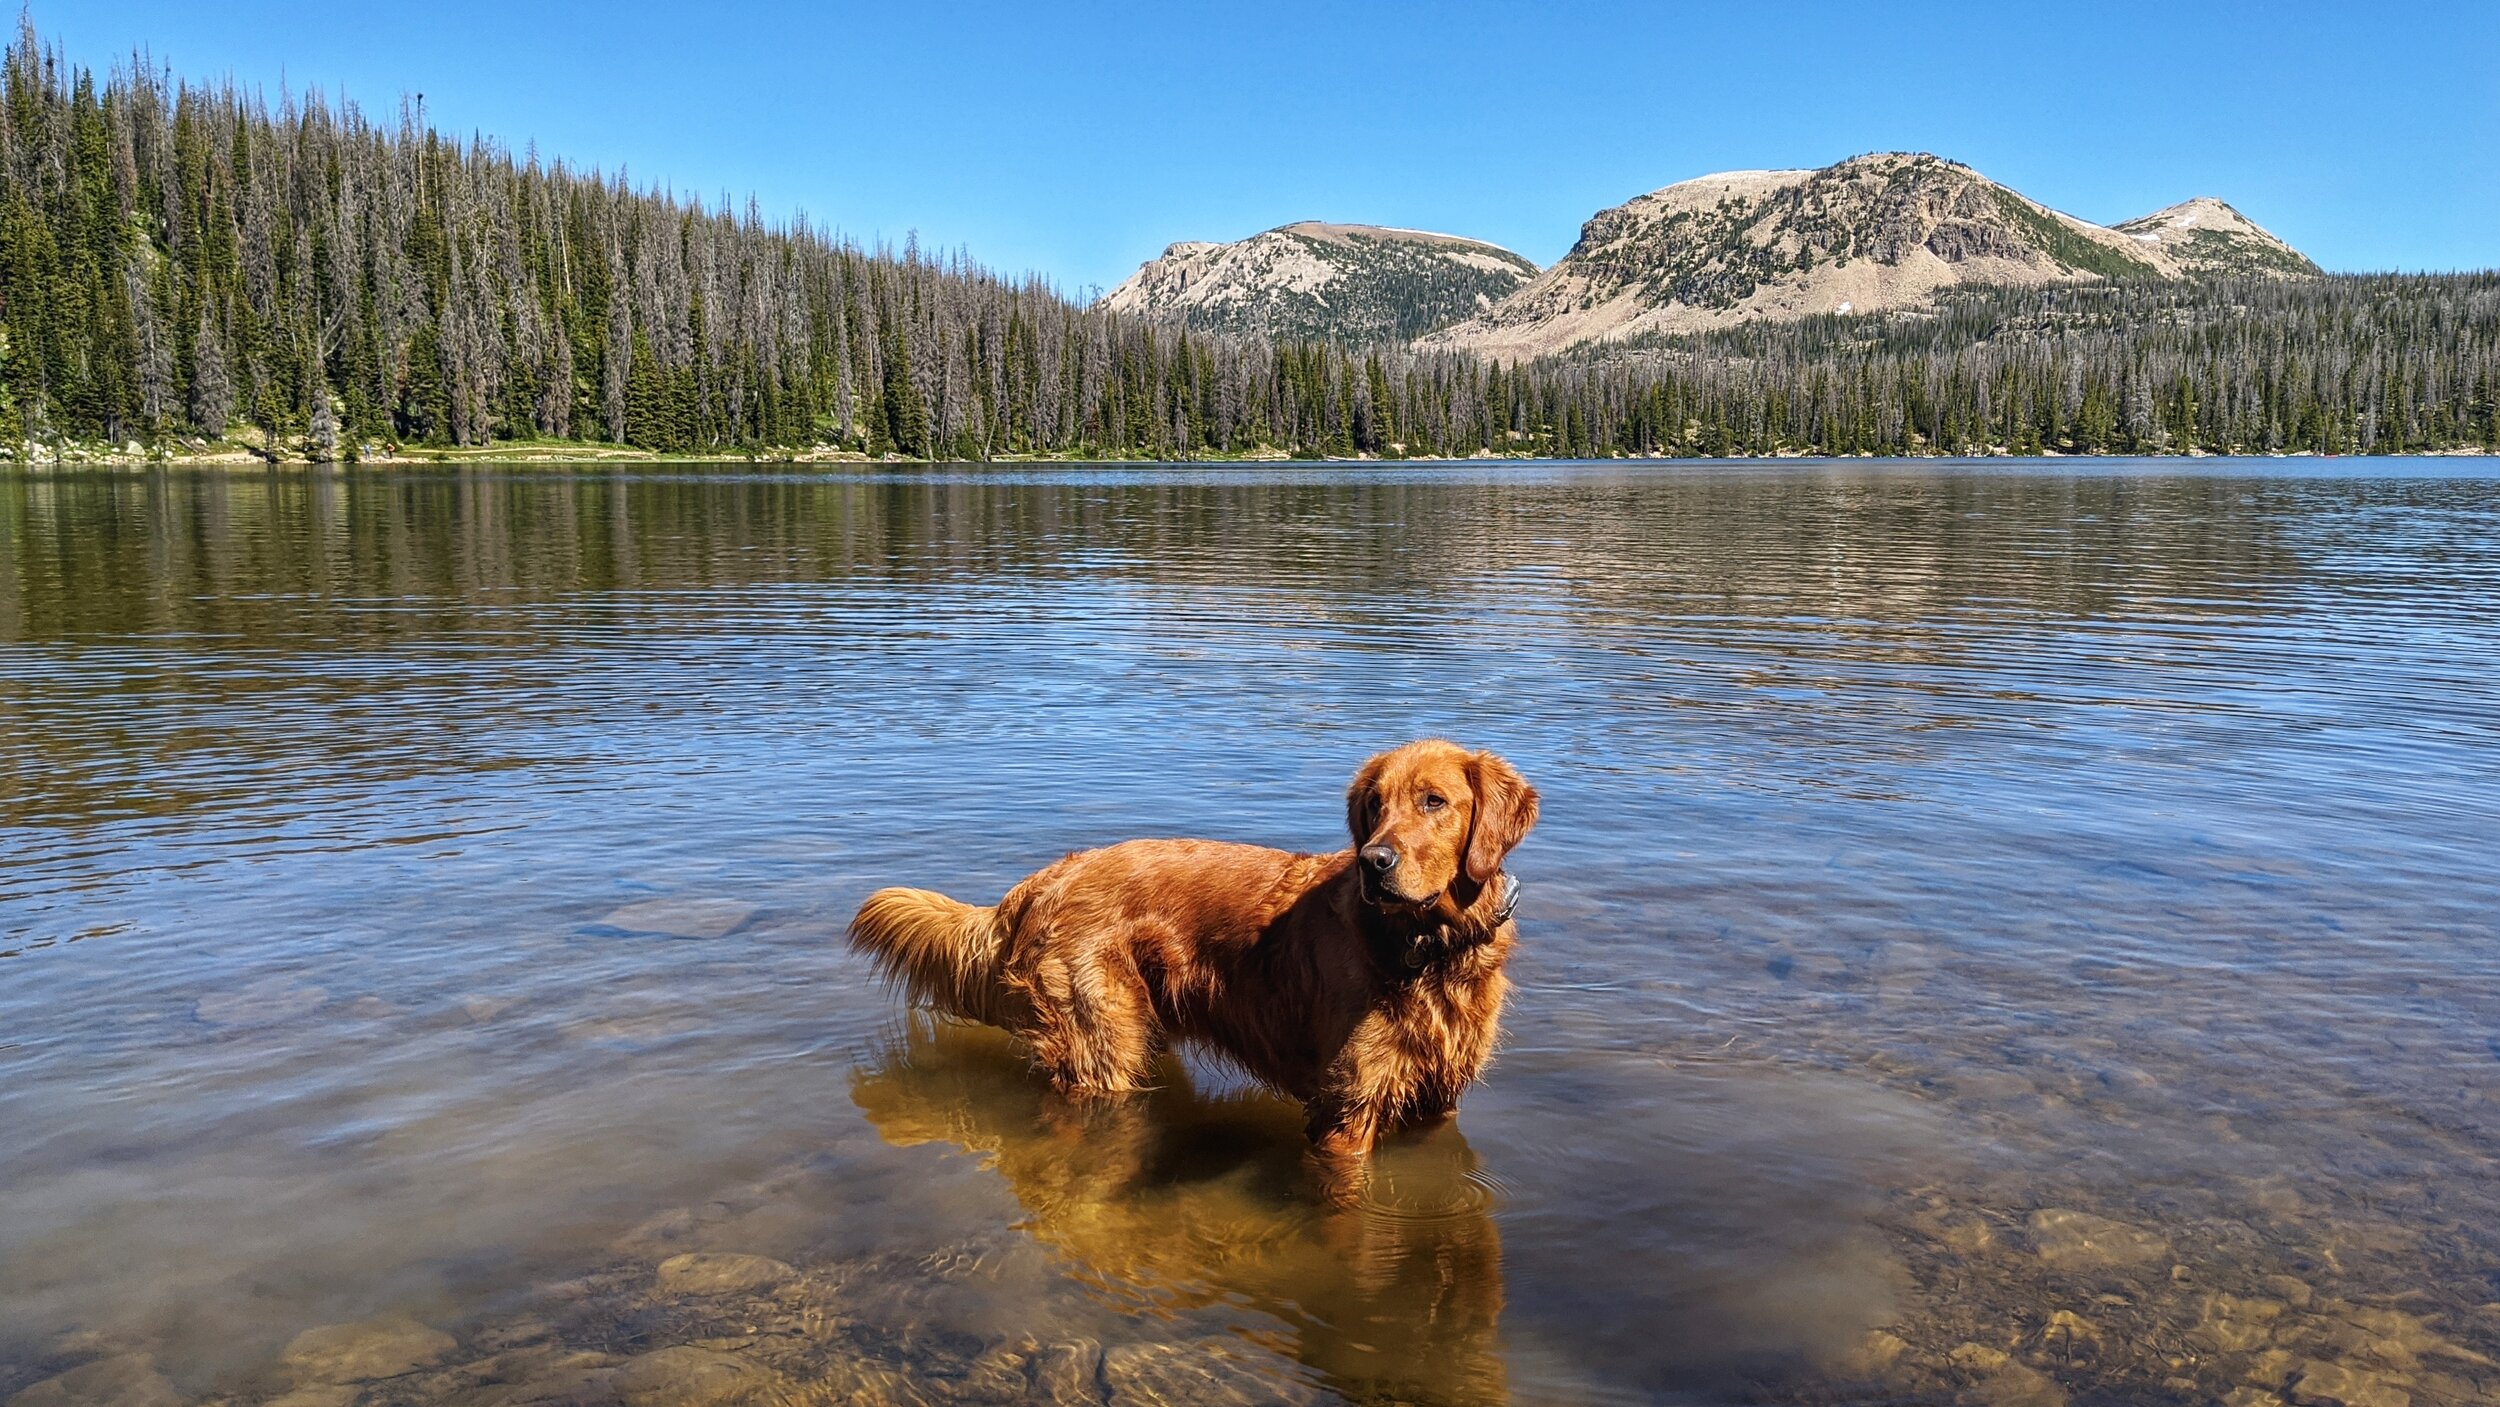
xmin=6 ymin=442 xmax=2493 ymax=469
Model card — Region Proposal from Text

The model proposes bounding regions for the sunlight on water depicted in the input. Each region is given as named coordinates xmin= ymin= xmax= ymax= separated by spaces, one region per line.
xmin=1 ymin=460 xmax=2496 ymax=1406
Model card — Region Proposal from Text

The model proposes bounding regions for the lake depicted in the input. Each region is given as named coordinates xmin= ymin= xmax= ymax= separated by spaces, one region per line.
xmin=2 ymin=459 xmax=2496 ymax=1407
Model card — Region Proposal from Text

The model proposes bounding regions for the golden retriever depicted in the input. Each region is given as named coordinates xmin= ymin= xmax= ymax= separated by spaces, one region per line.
xmin=847 ymin=739 xmax=1538 ymax=1181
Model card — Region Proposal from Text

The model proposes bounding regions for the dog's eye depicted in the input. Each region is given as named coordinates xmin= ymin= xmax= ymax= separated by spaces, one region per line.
xmin=1421 ymin=794 xmax=1447 ymax=812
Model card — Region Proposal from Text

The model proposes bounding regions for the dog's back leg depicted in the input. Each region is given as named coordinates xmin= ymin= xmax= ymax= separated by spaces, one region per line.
xmin=1020 ymin=941 xmax=1161 ymax=1099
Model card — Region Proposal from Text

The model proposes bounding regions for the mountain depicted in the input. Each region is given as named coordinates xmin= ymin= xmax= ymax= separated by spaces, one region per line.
xmin=1421 ymin=153 xmax=2317 ymax=359
xmin=2114 ymin=197 xmax=2321 ymax=279
xmin=1098 ymin=222 xmax=1538 ymax=344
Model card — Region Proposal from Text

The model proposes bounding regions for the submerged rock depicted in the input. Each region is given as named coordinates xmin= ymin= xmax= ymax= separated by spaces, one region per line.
xmin=2026 ymin=1208 xmax=2169 ymax=1270
xmin=654 ymin=1252 xmax=796 ymax=1296
xmin=560 ymin=1012 xmax=702 ymax=1047
xmin=615 ymin=1205 xmax=707 ymax=1258
xmin=1948 ymin=1342 xmax=2069 ymax=1407
xmin=2286 ymin=1358 xmax=2412 ymax=1407
xmin=597 ymin=898 xmax=757 ymax=939
xmin=1101 ymin=1340 xmax=1322 ymax=1406
xmin=280 ymin=1313 xmax=458 ymax=1384
xmin=2338 ymin=1303 xmax=2496 ymax=1371
xmin=461 ymin=995 xmax=518 ymax=1023
xmin=2270 ymin=1299 xmax=2496 ymax=1381
xmin=194 ymin=975 xmax=330 ymax=1027
xmin=2042 ymin=1308 xmax=2103 ymax=1360
xmin=607 ymin=1345 xmax=791 ymax=1406
xmin=962 ymin=1338 xmax=1107 ymax=1405
xmin=2193 ymin=1293 xmax=2290 ymax=1353
xmin=5 ymin=1354 xmax=183 ymax=1407
xmin=433 ymin=1345 xmax=620 ymax=1407
xmin=1038 ymin=1340 xmax=1111 ymax=1404
xmin=1843 ymin=1329 xmax=1912 ymax=1376
xmin=1909 ymin=1204 xmax=1998 ymax=1254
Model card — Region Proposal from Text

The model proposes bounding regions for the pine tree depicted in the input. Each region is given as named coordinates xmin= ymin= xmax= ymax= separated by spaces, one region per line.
xmin=881 ymin=327 xmax=926 ymax=457
xmin=0 ymin=327 xmax=22 ymax=452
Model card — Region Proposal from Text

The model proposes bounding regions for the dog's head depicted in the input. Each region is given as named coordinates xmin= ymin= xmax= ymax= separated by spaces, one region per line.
xmin=1346 ymin=740 xmax=1539 ymax=912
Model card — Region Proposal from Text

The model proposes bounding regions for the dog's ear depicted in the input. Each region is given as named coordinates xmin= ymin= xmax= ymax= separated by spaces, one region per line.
xmin=1346 ymin=751 xmax=1389 ymax=846
xmin=1464 ymin=751 xmax=1540 ymax=884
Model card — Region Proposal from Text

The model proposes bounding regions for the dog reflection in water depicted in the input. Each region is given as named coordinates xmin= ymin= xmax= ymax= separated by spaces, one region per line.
xmin=850 ymin=1017 xmax=1509 ymax=1406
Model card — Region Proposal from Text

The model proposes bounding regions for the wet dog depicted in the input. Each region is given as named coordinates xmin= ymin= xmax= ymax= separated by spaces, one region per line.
xmin=847 ymin=740 xmax=1538 ymax=1182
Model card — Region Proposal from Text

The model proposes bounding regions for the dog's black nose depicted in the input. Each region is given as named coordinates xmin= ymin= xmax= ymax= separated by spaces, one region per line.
xmin=1359 ymin=845 xmax=1399 ymax=875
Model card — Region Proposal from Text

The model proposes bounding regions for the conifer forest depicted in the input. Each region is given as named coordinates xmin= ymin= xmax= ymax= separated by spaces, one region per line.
xmin=2 ymin=23 xmax=2494 ymax=462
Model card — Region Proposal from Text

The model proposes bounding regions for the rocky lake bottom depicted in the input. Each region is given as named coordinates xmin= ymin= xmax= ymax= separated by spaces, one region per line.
xmin=4 ymin=461 xmax=2496 ymax=1406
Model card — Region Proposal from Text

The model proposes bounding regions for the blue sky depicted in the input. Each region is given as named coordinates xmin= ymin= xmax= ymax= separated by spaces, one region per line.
xmin=47 ymin=1 xmax=2500 ymax=291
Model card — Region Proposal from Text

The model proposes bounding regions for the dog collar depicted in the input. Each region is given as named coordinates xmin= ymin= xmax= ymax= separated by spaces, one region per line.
xmin=1386 ymin=873 xmax=1522 ymax=972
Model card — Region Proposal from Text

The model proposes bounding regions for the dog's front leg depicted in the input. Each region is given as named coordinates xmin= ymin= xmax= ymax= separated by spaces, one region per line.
xmin=1304 ymin=1101 xmax=1380 ymax=1207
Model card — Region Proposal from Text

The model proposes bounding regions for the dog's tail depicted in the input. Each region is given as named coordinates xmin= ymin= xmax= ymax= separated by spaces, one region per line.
xmin=848 ymin=887 xmax=1024 ymax=1028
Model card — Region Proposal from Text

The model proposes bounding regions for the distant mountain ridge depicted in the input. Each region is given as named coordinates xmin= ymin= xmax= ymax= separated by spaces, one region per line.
xmin=2113 ymin=197 xmax=2319 ymax=279
xmin=1105 ymin=154 xmax=2318 ymax=359
xmin=1097 ymin=221 xmax=1538 ymax=343
xmin=1425 ymin=154 xmax=2318 ymax=358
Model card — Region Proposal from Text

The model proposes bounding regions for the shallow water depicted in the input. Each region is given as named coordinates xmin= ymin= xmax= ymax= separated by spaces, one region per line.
xmin=1 ymin=459 xmax=2496 ymax=1407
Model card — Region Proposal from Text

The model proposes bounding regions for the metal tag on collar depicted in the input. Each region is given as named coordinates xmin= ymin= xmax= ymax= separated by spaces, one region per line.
xmin=1491 ymin=871 xmax=1521 ymax=925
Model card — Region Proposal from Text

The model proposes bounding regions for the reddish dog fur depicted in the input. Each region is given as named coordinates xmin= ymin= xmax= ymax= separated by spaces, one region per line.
xmin=848 ymin=739 xmax=1539 ymax=1180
